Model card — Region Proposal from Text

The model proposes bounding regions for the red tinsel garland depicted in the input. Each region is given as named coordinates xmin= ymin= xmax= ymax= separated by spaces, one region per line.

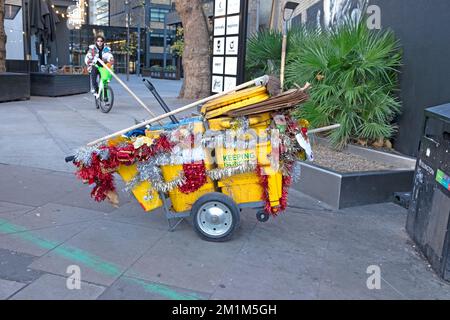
xmin=102 ymin=146 xmax=120 ymax=170
xmin=91 ymin=174 xmax=115 ymax=202
xmin=286 ymin=115 xmax=300 ymax=135
xmin=115 ymin=144 xmax=135 ymax=165
xmin=74 ymin=135 xmax=174 ymax=203
xmin=75 ymin=153 xmax=117 ymax=202
xmin=256 ymin=164 xmax=273 ymax=214
xmin=256 ymin=163 xmax=294 ymax=215
xmin=256 ymin=114 xmax=299 ymax=215
xmin=178 ymin=161 xmax=207 ymax=194
xmin=136 ymin=134 xmax=174 ymax=161
xmin=279 ymin=169 xmax=293 ymax=212
xmin=152 ymin=134 xmax=174 ymax=154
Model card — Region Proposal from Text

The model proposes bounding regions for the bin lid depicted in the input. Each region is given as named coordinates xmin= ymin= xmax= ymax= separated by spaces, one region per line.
xmin=425 ymin=104 xmax=450 ymax=123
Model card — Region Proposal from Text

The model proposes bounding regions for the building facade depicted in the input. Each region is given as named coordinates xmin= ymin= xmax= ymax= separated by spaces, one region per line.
xmin=77 ymin=0 xmax=176 ymax=73
xmin=10 ymin=0 xmax=177 ymax=73
xmin=4 ymin=0 xmax=25 ymax=62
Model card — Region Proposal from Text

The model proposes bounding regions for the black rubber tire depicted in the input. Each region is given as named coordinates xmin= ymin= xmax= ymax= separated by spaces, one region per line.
xmin=256 ymin=210 xmax=270 ymax=222
xmin=191 ymin=192 xmax=240 ymax=242
xmin=99 ymin=86 xmax=114 ymax=113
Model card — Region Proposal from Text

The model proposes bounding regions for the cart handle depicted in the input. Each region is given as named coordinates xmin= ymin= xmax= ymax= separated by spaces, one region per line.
xmin=65 ymin=155 xmax=75 ymax=163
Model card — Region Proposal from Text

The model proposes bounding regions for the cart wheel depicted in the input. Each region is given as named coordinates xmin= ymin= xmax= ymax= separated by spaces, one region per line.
xmin=191 ymin=192 xmax=240 ymax=242
xmin=256 ymin=211 xmax=270 ymax=222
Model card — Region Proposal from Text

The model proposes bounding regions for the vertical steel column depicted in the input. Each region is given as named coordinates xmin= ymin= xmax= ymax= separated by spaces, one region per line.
xmin=163 ymin=14 xmax=167 ymax=69
xmin=145 ymin=0 xmax=151 ymax=68
xmin=137 ymin=23 xmax=141 ymax=76
xmin=125 ymin=0 xmax=130 ymax=80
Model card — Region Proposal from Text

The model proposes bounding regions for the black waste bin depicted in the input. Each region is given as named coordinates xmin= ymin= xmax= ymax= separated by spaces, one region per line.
xmin=406 ymin=103 xmax=450 ymax=281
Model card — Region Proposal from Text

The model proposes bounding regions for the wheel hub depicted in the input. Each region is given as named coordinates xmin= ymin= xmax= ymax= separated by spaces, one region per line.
xmin=197 ymin=201 xmax=233 ymax=237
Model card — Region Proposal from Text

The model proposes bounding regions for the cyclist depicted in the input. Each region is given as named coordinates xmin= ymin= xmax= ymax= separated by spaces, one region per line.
xmin=85 ymin=35 xmax=114 ymax=99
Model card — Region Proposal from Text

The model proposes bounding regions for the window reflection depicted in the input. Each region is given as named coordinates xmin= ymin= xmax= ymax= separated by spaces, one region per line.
xmin=89 ymin=0 xmax=109 ymax=26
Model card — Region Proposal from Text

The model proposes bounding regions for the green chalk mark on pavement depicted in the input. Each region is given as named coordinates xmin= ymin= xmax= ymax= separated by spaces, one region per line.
xmin=0 ymin=218 xmax=121 ymax=277
xmin=0 ymin=218 xmax=200 ymax=300
xmin=52 ymin=246 xmax=121 ymax=277
xmin=126 ymin=277 xmax=202 ymax=300
xmin=0 ymin=219 xmax=57 ymax=250
xmin=0 ymin=219 xmax=28 ymax=234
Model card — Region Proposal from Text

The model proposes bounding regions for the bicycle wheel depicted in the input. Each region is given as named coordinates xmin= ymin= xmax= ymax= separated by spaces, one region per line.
xmin=99 ymin=85 xmax=114 ymax=113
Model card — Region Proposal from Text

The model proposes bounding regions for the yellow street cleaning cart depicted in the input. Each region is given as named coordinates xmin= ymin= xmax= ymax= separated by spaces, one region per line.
xmin=67 ymin=76 xmax=313 ymax=242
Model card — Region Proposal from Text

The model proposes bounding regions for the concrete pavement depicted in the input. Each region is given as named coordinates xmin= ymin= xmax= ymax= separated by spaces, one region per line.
xmin=1 ymin=163 xmax=450 ymax=299
xmin=0 ymin=76 xmax=449 ymax=299
xmin=0 ymin=76 xmax=192 ymax=172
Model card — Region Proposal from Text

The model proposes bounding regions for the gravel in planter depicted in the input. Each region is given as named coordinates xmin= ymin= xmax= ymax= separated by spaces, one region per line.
xmin=311 ymin=143 xmax=400 ymax=173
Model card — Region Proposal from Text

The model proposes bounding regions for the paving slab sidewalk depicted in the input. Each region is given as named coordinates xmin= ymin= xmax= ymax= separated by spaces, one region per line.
xmin=0 ymin=79 xmax=449 ymax=299
xmin=0 ymin=163 xmax=449 ymax=300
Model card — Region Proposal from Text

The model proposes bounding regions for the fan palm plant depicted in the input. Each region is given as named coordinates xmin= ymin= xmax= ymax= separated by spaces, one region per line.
xmin=245 ymin=29 xmax=282 ymax=79
xmin=286 ymin=19 xmax=402 ymax=148
xmin=246 ymin=26 xmax=317 ymax=79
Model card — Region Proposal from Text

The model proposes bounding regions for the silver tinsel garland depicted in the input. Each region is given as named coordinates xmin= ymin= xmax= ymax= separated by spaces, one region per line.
xmin=138 ymin=157 xmax=186 ymax=193
xmin=233 ymin=117 xmax=250 ymax=131
xmin=207 ymin=162 xmax=257 ymax=181
xmin=73 ymin=144 xmax=109 ymax=166
xmin=201 ymin=130 xmax=260 ymax=150
xmin=123 ymin=176 xmax=141 ymax=194
xmin=152 ymin=175 xmax=186 ymax=193
xmin=126 ymin=160 xmax=258 ymax=195
xmin=138 ymin=160 xmax=164 ymax=183
xmin=277 ymin=127 xmax=308 ymax=181
xmin=124 ymin=158 xmax=186 ymax=194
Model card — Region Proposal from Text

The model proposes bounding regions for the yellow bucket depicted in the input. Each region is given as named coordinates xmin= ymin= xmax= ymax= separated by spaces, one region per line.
xmin=116 ymin=164 xmax=163 ymax=212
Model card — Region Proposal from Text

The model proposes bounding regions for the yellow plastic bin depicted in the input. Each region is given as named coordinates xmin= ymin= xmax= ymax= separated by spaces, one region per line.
xmin=205 ymin=93 xmax=270 ymax=119
xmin=215 ymin=139 xmax=272 ymax=167
xmin=160 ymin=163 xmax=216 ymax=213
xmin=263 ymin=166 xmax=283 ymax=207
xmin=218 ymin=172 xmax=263 ymax=204
xmin=214 ymin=142 xmax=277 ymax=206
xmin=207 ymin=113 xmax=271 ymax=131
xmin=209 ymin=112 xmax=273 ymax=166
xmin=209 ymin=113 xmax=282 ymax=207
xmin=116 ymin=164 xmax=163 ymax=212
xmin=201 ymin=86 xmax=268 ymax=115
xmin=217 ymin=166 xmax=282 ymax=207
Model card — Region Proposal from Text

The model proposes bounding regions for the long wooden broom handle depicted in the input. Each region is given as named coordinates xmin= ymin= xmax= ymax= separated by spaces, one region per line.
xmin=87 ymin=75 xmax=270 ymax=146
xmin=97 ymin=59 xmax=162 ymax=124
xmin=308 ymin=124 xmax=341 ymax=134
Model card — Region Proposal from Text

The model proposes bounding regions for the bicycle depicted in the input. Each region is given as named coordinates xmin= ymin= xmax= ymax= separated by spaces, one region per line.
xmin=91 ymin=61 xmax=114 ymax=113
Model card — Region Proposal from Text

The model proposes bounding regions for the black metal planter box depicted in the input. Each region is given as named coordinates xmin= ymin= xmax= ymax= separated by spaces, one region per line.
xmin=0 ymin=73 xmax=30 ymax=102
xmin=30 ymin=73 xmax=90 ymax=97
xmin=292 ymin=142 xmax=416 ymax=209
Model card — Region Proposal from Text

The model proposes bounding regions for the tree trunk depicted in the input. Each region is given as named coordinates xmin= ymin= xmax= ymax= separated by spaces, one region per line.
xmin=248 ymin=0 xmax=260 ymax=36
xmin=269 ymin=0 xmax=281 ymax=31
xmin=0 ymin=0 xmax=6 ymax=73
xmin=174 ymin=0 xmax=210 ymax=99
